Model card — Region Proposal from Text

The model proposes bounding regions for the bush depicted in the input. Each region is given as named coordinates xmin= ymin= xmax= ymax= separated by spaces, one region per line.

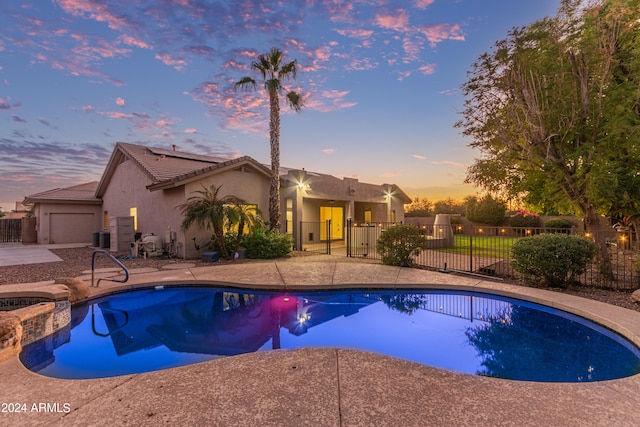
xmin=543 ymin=218 xmax=573 ymax=230
xmin=509 ymin=210 xmax=540 ymax=227
xmin=211 ymin=232 xmax=237 ymax=257
xmin=511 ymin=234 xmax=596 ymax=287
xmin=242 ymin=230 xmax=292 ymax=259
xmin=376 ymin=225 xmax=428 ymax=267
xmin=466 ymin=196 xmax=506 ymax=225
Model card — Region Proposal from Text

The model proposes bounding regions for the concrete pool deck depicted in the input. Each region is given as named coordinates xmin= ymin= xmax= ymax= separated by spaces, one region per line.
xmin=1 ymin=256 xmax=640 ymax=426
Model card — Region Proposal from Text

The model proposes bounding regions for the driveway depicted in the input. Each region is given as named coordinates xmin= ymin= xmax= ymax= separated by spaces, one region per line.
xmin=0 ymin=243 xmax=88 ymax=267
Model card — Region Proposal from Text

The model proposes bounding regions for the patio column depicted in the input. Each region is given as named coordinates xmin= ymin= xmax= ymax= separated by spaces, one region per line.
xmin=347 ymin=199 xmax=355 ymax=223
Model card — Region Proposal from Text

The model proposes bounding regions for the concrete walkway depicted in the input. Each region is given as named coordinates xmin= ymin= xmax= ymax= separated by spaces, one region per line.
xmin=1 ymin=257 xmax=640 ymax=426
xmin=0 ymin=243 xmax=90 ymax=267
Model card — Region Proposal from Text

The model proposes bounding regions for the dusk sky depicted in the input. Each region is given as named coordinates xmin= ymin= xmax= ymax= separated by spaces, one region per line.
xmin=0 ymin=0 xmax=561 ymax=211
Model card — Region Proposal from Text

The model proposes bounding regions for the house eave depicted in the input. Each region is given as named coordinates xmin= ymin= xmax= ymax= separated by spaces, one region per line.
xmin=23 ymin=197 xmax=102 ymax=205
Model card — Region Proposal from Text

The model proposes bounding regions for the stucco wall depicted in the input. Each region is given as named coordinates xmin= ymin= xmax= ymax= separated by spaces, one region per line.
xmin=101 ymin=158 xmax=186 ymax=256
xmin=182 ymin=167 xmax=270 ymax=259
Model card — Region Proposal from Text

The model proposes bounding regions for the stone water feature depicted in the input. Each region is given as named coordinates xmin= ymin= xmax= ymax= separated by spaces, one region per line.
xmin=425 ymin=214 xmax=454 ymax=248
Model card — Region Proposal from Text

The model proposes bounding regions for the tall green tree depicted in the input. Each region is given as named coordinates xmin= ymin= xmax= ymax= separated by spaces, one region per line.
xmin=456 ymin=0 xmax=640 ymax=275
xmin=235 ymin=48 xmax=303 ymax=230
xmin=405 ymin=196 xmax=433 ymax=217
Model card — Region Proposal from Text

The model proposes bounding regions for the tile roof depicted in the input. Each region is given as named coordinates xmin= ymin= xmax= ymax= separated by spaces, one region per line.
xmin=24 ymin=182 xmax=100 ymax=203
xmin=117 ymin=142 xmax=230 ymax=183
xmin=147 ymin=155 xmax=271 ymax=191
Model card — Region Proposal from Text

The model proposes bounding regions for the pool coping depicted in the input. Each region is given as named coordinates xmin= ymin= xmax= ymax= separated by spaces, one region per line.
xmin=1 ymin=258 xmax=640 ymax=426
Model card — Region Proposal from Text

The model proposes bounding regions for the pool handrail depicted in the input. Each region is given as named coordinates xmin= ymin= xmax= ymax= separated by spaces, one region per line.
xmin=91 ymin=305 xmax=129 ymax=337
xmin=91 ymin=249 xmax=129 ymax=287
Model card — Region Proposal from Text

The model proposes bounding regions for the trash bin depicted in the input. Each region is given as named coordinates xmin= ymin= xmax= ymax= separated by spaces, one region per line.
xmin=99 ymin=232 xmax=110 ymax=249
xmin=92 ymin=232 xmax=100 ymax=247
xmin=201 ymin=251 xmax=219 ymax=262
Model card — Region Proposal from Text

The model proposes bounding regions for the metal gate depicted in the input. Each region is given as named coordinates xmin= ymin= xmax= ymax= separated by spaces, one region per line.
xmin=299 ymin=220 xmax=332 ymax=254
xmin=0 ymin=218 xmax=22 ymax=243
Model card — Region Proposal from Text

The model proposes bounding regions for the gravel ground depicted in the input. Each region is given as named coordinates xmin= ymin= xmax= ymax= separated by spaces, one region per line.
xmin=1 ymin=246 xmax=638 ymax=312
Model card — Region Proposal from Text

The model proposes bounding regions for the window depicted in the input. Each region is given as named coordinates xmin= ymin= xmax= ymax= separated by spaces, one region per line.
xmin=225 ymin=203 xmax=258 ymax=233
xmin=103 ymin=211 xmax=109 ymax=229
xmin=286 ymin=199 xmax=293 ymax=234
xmin=364 ymin=208 xmax=372 ymax=223
xmin=129 ymin=207 xmax=138 ymax=231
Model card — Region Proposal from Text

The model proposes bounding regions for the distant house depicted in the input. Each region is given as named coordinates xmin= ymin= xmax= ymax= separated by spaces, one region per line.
xmin=23 ymin=182 xmax=102 ymax=244
xmin=0 ymin=201 xmax=32 ymax=219
xmin=25 ymin=142 xmax=411 ymax=258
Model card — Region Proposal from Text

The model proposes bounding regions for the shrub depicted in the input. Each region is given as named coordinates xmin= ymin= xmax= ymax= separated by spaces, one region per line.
xmin=211 ymin=232 xmax=237 ymax=257
xmin=511 ymin=234 xmax=596 ymax=287
xmin=510 ymin=210 xmax=540 ymax=227
xmin=543 ymin=218 xmax=573 ymax=230
xmin=376 ymin=225 xmax=428 ymax=267
xmin=242 ymin=230 xmax=292 ymax=259
xmin=466 ymin=196 xmax=506 ymax=225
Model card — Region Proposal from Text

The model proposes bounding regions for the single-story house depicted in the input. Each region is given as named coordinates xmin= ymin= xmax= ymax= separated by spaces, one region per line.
xmin=25 ymin=142 xmax=411 ymax=259
xmin=23 ymin=182 xmax=102 ymax=244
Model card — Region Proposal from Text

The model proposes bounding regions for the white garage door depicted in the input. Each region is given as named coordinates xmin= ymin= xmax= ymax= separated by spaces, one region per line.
xmin=50 ymin=213 xmax=95 ymax=244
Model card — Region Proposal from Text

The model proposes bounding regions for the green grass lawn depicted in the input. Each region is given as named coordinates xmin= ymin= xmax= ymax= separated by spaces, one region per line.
xmin=436 ymin=234 xmax=520 ymax=258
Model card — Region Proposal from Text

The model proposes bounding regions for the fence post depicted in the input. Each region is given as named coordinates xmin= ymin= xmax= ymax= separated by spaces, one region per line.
xmin=346 ymin=218 xmax=352 ymax=257
xmin=326 ymin=219 xmax=331 ymax=255
xmin=469 ymin=230 xmax=473 ymax=273
xmin=299 ymin=220 xmax=303 ymax=252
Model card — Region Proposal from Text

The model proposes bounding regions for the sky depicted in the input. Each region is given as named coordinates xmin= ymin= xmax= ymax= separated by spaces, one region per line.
xmin=0 ymin=0 xmax=562 ymax=211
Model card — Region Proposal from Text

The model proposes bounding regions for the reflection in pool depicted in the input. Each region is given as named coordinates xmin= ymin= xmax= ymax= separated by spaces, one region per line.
xmin=20 ymin=287 xmax=640 ymax=382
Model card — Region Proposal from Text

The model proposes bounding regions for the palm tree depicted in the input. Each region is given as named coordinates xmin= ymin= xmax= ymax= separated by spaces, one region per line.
xmin=179 ymin=185 xmax=230 ymax=259
xmin=225 ymin=196 xmax=262 ymax=256
xmin=235 ymin=47 xmax=303 ymax=230
xmin=179 ymin=185 xmax=263 ymax=260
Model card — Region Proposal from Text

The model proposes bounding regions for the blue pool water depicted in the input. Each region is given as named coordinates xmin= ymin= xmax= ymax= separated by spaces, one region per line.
xmin=20 ymin=286 xmax=640 ymax=382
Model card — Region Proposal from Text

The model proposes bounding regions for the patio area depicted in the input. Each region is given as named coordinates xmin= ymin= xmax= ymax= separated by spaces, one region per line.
xmin=1 ymin=258 xmax=640 ymax=426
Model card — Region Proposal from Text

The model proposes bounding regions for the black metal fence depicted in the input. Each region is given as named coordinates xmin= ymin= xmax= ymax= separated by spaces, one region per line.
xmin=299 ymin=221 xmax=333 ymax=254
xmin=346 ymin=223 xmax=638 ymax=290
xmin=346 ymin=221 xmax=399 ymax=258
xmin=0 ymin=219 xmax=22 ymax=243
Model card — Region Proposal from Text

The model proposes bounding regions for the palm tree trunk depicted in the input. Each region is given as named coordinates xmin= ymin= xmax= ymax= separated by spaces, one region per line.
xmin=268 ymin=90 xmax=281 ymax=230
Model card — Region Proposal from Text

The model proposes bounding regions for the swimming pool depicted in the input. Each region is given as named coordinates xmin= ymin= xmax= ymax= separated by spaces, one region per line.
xmin=20 ymin=286 xmax=640 ymax=382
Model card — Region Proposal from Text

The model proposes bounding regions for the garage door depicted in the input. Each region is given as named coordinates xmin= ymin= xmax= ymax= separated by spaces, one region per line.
xmin=50 ymin=213 xmax=95 ymax=244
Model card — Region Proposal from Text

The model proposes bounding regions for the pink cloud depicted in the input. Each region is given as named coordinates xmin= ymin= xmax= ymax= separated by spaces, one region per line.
xmin=413 ymin=0 xmax=435 ymax=9
xmin=115 ymin=97 xmax=125 ymax=107
xmin=322 ymin=148 xmax=335 ymax=155
xmin=438 ymin=88 xmax=458 ymax=96
xmin=432 ymin=160 xmax=467 ymax=168
xmin=315 ymin=46 xmax=331 ymax=62
xmin=418 ymin=64 xmax=436 ymax=75
xmin=0 ymin=97 xmax=21 ymax=110
xmin=155 ymin=52 xmax=187 ymax=70
xmin=376 ymin=9 xmax=410 ymax=32
xmin=335 ymin=29 xmax=374 ymax=39
xmin=222 ymin=59 xmax=250 ymax=71
xmin=412 ymin=154 xmax=427 ymax=160
xmin=419 ymin=23 xmax=465 ymax=47
xmin=120 ymin=34 xmax=151 ymax=49
xmin=184 ymin=128 xmax=198 ymax=134
xmin=402 ymin=37 xmax=422 ymax=63
xmin=397 ymin=70 xmax=412 ymax=81
xmin=345 ymin=57 xmax=378 ymax=72
xmin=56 ymin=0 xmax=132 ymax=31
xmin=304 ymin=89 xmax=357 ymax=113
